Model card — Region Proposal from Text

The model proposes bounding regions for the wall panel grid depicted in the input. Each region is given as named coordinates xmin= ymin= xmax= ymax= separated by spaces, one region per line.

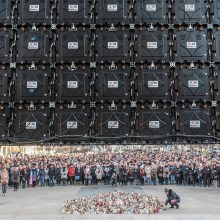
xmin=0 ymin=0 xmax=219 ymax=144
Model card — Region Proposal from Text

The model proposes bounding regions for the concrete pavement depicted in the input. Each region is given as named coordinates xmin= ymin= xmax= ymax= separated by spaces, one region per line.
xmin=0 ymin=185 xmax=219 ymax=220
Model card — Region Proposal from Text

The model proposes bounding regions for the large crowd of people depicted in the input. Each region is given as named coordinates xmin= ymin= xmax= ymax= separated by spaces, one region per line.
xmin=0 ymin=150 xmax=220 ymax=196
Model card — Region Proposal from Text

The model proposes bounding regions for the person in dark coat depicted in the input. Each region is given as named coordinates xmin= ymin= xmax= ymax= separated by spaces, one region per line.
xmin=188 ymin=166 xmax=194 ymax=186
xmin=75 ymin=165 xmax=82 ymax=185
xmin=12 ymin=167 xmax=20 ymax=191
xmin=197 ymin=165 xmax=203 ymax=186
xmin=26 ymin=166 xmax=31 ymax=187
xmin=111 ymin=172 xmax=117 ymax=187
xmin=203 ymin=165 xmax=212 ymax=187
xmin=216 ymin=164 xmax=220 ymax=187
xmin=165 ymin=188 xmax=180 ymax=209
xmin=103 ymin=166 xmax=111 ymax=185
xmin=90 ymin=165 xmax=97 ymax=185
xmin=31 ymin=165 xmax=38 ymax=187
xmin=38 ymin=166 xmax=46 ymax=187
xmin=182 ymin=164 xmax=189 ymax=186
xmin=20 ymin=165 xmax=27 ymax=188
xmin=128 ymin=167 xmax=134 ymax=185
xmin=48 ymin=164 xmax=56 ymax=186
xmin=157 ymin=165 xmax=164 ymax=185
xmin=55 ymin=166 xmax=61 ymax=186
xmin=176 ymin=165 xmax=182 ymax=186
xmin=119 ymin=166 xmax=127 ymax=186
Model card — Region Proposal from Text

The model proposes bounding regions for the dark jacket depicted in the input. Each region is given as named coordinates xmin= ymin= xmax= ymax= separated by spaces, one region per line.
xmin=12 ymin=170 xmax=20 ymax=183
xmin=166 ymin=189 xmax=180 ymax=204
xmin=119 ymin=167 xmax=127 ymax=181
xmin=203 ymin=166 xmax=212 ymax=179
xmin=75 ymin=167 xmax=82 ymax=177
xmin=38 ymin=168 xmax=46 ymax=176
xmin=48 ymin=166 xmax=56 ymax=178
xmin=31 ymin=168 xmax=38 ymax=182
xmin=55 ymin=168 xmax=61 ymax=181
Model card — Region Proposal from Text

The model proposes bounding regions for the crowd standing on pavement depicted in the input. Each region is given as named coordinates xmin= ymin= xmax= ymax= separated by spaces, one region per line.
xmin=0 ymin=150 xmax=220 ymax=196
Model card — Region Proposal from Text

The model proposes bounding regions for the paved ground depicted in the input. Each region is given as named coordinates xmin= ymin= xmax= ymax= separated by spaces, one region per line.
xmin=0 ymin=185 xmax=219 ymax=220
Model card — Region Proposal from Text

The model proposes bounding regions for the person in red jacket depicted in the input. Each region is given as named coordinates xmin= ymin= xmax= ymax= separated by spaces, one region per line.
xmin=68 ymin=165 xmax=75 ymax=185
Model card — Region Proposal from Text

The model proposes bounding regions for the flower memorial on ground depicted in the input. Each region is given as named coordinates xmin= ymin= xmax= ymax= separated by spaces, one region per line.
xmin=61 ymin=190 xmax=164 ymax=214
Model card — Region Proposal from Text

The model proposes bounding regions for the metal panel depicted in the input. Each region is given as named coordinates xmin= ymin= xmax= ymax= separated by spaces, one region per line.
xmin=174 ymin=0 xmax=207 ymax=24
xmin=18 ymin=0 xmax=51 ymax=25
xmin=213 ymin=31 xmax=220 ymax=62
xmin=58 ymin=0 xmax=90 ymax=24
xmin=96 ymin=66 xmax=130 ymax=101
xmin=137 ymin=107 xmax=172 ymax=136
xmin=96 ymin=30 xmax=129 ymax=63
xmin=175 ymin=30 xmax=208 ymax=62
xmin=212 ymin=0 xmax=220 ymax=24
xmin=213 ymin=66 xmax=220 ymax=101
xmin=96 ymin=105 xmax=130 ymax=137
xmin=0 ymin=110 xmax=7 ymax=138
xmin=136 ymin=67 xmax=170 ymax=101
xmin=14 ymin=110 xmax=49 ymax=139
xmin=0 ymin=0 xmax=12 ymax=24
xmin=136 ymin=29 xmax=168 ymax=62
xmin=15 ymin=69 xmax=50 ymax=103
xmin=57 ymin=30 xmax=90 ymax=63
xmin=0 ymin=31 xmax=10 ymax=63
xmin=176 ymin=68 xmax=210 ymax=101
xmin=56 ymin=67 xmax=90 ymax=102
xmin=96 ymin=0 xmax=129 ymax=24
xmin=134 ymin=0 xmax=168 ymax=24
xmin=178 ymin=108 xmax=212 ymax=135
xmin=17 ymin=30 xmax=50 ymax=63
xmin=0 ymin=70 xmax=9 ymax=102
xmin=55 ymin=109 xmax=88 ymax=137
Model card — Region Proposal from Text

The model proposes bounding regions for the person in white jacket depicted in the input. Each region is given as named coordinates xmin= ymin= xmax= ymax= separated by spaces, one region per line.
xmin=61 ymin=166 xmax=68 ymax=186
xmin=95 ymin=165 xmax=103 ymax=185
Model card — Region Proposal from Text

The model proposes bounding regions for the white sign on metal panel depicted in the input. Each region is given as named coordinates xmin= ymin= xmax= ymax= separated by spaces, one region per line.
xmin=108 ymin=42 xmax=118 ymax=49
xmin=108 ymin=81 xmax=118 ymax=88
xmin=67 ymin=81 xmax=78 ymax=88
xmin=188 ymin=80 xmax=199 ymax=88
xmin=190 ymin=120 xmax=201 ymax=128
xmin=108 ymin=121 xmax=119 ymax=129
xmin=68 ymin=5 xmax=79 ymax=11
xmin=68 ymin=42 xmax=78 ymax=49
xmin=187 ymin=42 xmax=197 ymax=49
xmin=146 ymin=4 xmax=157 ymax=11
xmin=107 ymin=4 xmax=118 ymax=11
xmin=149 ymin=121 xmax=160 ymax=129
xmin=29 ymin=5 xmax=39 ymax=12
xmin=148 ymin=81 xmax=159 ymax=88
xmin=27 ymin=81 xmax=38 ymax=89
xmin=185 ymin=4 xmax=195 ymax=12
xmin=67 ymin=121 xmax=78 ymax=129
xmin=147 ymin=42 xmax=158 ymax=49
xmin=28 ymin=42 xmax=39 ymax=50
xmin=26 ymin=122 xmax=37 ymax=130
